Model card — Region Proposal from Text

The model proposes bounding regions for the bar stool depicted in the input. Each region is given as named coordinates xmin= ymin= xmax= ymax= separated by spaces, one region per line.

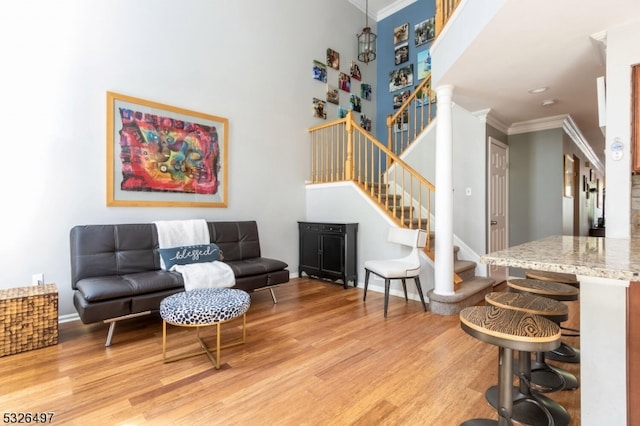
xmin=507 ymin=279 xmax=580 ymax=392
xmin=525 ymin=270 xmax=581 ymax=362
xmin=508 ymin=278 xmax=580 ymax=363
xmin=460 ymin=305 xmax=561 ymax=426
xmin=525 ymin=270 xmax=580 ymax=287
xmin=484 ymin=292 xmax=571 ymax=426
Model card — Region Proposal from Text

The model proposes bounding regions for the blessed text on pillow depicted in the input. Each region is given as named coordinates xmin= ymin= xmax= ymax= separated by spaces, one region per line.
xmin=158 ymin=244 xmax=222 ymax=270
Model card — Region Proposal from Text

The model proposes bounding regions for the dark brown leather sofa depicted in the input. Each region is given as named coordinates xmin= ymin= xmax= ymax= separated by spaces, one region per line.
xmin=70 ymin=221 xmax=289 ymax=345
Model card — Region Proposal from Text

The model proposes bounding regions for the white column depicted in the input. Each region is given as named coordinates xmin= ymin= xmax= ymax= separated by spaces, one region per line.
xmin=434 ymin=85 xmax=455 ymax=296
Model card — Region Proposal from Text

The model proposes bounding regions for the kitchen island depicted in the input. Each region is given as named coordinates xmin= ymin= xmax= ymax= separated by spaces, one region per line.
xmin=480 ymin=235 xmax=639 ymax=426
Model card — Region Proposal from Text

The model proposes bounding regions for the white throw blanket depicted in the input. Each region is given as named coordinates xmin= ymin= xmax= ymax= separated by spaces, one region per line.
xmin=154 ymin=219 xmax=236 ymax=291
xmin=154 ymin=219 xmax=210 ymax=249
xmin=171 ymin=262 xmax=235 ymax=291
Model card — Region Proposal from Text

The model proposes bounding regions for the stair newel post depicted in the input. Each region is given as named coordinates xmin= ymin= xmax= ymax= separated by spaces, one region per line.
xmin=345 ymin=111 xmax=354 ymax=181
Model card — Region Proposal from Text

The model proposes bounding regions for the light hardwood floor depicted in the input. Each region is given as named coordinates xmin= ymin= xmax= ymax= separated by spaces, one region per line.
xmin=0 ymin=278 xmax=580 ymax=425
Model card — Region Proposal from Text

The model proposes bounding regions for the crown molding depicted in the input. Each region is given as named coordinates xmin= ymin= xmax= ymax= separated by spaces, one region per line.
xmin=348 ymin=0 xmax=417 ymax=21
xmin=376 ymin=0 xmax=416 ymax=21
xmin=472 ymin=108 xmax=509 ymax=134
xmin=508 ymin=114 xmax=569 ymax=135
xmin=590 ymin=30 xmax=607 ymax=67
xmin=563 ymin=115 xmax=604 ymax=173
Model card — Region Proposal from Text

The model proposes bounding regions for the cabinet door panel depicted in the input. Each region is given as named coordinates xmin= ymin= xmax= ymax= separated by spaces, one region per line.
xmin=320 ymin=234 xmax=344 ymax=275
xmin=300 ymin=232 xmax=320 ymax=270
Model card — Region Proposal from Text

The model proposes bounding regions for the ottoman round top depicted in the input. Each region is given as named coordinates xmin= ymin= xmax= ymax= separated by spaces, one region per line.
xmin=160 ymin=288 xmax=250 ymax=326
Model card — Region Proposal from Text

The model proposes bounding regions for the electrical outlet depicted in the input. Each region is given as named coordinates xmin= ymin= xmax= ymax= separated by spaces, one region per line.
xmin=32 ymin=273 xmax=44 ymax=286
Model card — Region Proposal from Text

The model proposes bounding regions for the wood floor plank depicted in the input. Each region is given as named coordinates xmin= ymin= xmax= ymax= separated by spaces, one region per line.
xmin=0 ymin=278 xmax=580 ymax=425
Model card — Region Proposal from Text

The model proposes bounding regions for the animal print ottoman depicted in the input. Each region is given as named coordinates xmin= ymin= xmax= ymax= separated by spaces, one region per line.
xmin=159 ymin=288 xmax=250 ymax=368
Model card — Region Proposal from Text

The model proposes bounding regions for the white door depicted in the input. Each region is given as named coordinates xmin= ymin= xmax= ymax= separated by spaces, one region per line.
xmin=488 ymin=137 xmax=508 ymax=284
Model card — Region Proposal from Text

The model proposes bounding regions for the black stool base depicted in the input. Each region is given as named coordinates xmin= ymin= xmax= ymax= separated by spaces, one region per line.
xmin=545 ymin=342 xmax=580 ymax=363
xmin=486 ymin=385 xmax=570 ymax=426
xmin=530 ymin=360 xmax=579 ymax=392
xmin=461 ymin=419 xmax=499 ymax=426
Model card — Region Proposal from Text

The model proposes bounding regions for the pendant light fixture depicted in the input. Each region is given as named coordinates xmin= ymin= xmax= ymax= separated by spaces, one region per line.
xmin=357 ymin=0 xmax=377 ymax=64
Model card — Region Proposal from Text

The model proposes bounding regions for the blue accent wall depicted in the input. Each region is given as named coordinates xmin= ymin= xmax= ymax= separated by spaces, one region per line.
xmin=375 ymin=1 xmax=436 ymax=143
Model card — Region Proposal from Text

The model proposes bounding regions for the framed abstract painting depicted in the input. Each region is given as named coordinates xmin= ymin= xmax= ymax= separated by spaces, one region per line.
xmin=106 ymin=92 xmax=228 ymax=207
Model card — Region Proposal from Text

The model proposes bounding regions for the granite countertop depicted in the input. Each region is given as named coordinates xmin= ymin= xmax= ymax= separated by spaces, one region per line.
xmin=480 ymin=235 xmax=640 ymax=281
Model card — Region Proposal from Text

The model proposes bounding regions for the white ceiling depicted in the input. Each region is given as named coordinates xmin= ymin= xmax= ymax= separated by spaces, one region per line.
xmin=351 ymin=0 xmax=640 ymax=168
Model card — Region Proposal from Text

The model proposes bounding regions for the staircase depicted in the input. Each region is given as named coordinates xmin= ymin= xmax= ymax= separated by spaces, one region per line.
xmin=428 ymin=245 xmax=494 ymax=315
xmin=307 ymin=59 xmax=493 ymax=315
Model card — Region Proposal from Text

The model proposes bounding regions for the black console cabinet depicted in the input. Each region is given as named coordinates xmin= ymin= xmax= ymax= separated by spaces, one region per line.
xmin=298 ymin=222 xmax=358 ymax=288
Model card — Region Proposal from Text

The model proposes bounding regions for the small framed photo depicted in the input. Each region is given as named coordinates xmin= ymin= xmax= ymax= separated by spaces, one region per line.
xmin=326 ymin=48 xmax=340 ymax=70
xmin=326 ymin=84 xmax=339 ymax=105
xmin=337 ymin=106 xmax=349 ymax=119
xmin=360 ymin=114 xmax=372 ymax=131
xmin=393 ymin=90 xmax=411 ymax=109
xmin=312 ymin=98 xmax=327 ymax=119
xmin=389 ymin=64 xmax=414 ymax=92
xmin=350 ymin=61 xmax=362 ymax=81
xmin=417 ymin=49 xmax=431 ymax=80
xmin=312 ymin=60 xmax=327 ymax=83
xmin=415 ymin=17 xmax=435 ymax=46
xmin=395 ymin=42 xmax=409 ymax=65
xmin=350 ymin=94 xmax=362 ymax=113
xmin=361 ymin=83 xmax=372 ymax=101
xmin=339 ymin=72 xmax=351 ymax=92
xmin=394 ymin=23 xmax=409 ymax=44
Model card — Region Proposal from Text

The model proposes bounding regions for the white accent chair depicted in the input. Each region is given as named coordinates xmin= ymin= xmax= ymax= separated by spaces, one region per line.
xmin=363 ymin=227 xmax=428 ymax=317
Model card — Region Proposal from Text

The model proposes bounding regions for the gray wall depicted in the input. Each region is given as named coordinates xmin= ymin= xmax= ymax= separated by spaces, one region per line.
xmin=0 ymin=0 xmax=374 ymax=318
xmin=508 ymin=128 xmax=564 ymax=246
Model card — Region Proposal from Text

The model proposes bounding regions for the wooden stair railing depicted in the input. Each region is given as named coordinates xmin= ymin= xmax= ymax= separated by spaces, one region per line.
xmin=309 ymin=111 xmax=433 ymax=245
xmin=435 ymin=0 xmax=462 ymax=36
xmin=386 ymin=72 xmax=436 ymax=161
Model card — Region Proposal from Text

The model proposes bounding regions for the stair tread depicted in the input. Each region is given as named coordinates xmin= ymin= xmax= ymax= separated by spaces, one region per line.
xmin=428 ymin=277 xmax=494 ymax=303
xmin=454 ymin=260 xmax=476 ymax=273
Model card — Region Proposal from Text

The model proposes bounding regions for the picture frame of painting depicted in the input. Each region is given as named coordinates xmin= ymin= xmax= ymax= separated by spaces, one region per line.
xmin=339 ymin=72 xmax=351 ymax=92
xmin=361 ymin=83 xmax=372 ymax=101
xmin=337 ymin=106 xmax=348 ymax=119
xmin=326 ymin=48 xmax=340 ymax=70
xmin=106 ymin=91 xmax=228 ymax=207
xmin=350 ymin=61 xmax=362 ymax=81
xmin=313 ymin=60 xmax=327 ymax=83
xmin=417 ymin=49 xmax=431 ymax=80
xmin=415 ymin=17 xmax=435 ymax=46
xmin=326 ymin=84 xmax=339 ymax=104
xmin=395 ymin=42 xmax=409 ymax=65
xmin=313 ymin=98 xmax=327 ymax=119
xmin=350 ymin=94 xmax=362 ymax=113
xmin=389 ymin=64 xmax=414 ymax=92
xmin=394 ymin=22 xmax=409 ymax=44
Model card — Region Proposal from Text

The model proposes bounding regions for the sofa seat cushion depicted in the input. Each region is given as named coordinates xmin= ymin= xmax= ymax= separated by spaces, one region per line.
xmin=76 ymin=270 xmax=183 ymax=302
xmin=224 ymin=258 xmax=288 ymax=278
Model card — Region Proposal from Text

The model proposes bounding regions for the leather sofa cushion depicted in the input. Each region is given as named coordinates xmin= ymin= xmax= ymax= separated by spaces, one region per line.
xmin=224 ymin=258 xmax=288 ymax=278
xmin=77 ymin=270 xmax=183 ymax=302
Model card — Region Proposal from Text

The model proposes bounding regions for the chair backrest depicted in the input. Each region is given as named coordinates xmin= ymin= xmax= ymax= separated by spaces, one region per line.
xmin=387 ymin=227 xmax=427 ymax=249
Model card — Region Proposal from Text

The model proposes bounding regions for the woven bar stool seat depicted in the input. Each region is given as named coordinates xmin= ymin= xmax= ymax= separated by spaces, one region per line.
xmin=525 ymin=270 xmax=580 ymax=287
xmin=484 ymin=292 xmax=571 ymax=425
xmin=460 ymin=305 xmax=561 ymax=426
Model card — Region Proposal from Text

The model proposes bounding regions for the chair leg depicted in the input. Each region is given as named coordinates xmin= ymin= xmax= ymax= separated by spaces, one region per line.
xmin=401 ymin=278 xmax=408 ymax=301
xmin=384 ymin=279 xmax=391 ymax=318
xmin=414 ymin=276 xmax=428 ymax=312
xmin=363 ymin=269 xmax=370 ymax=301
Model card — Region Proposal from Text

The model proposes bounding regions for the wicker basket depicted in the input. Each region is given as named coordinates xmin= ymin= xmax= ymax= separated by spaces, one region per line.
xmin=0 ymin=284 xmax=58 ymax=357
